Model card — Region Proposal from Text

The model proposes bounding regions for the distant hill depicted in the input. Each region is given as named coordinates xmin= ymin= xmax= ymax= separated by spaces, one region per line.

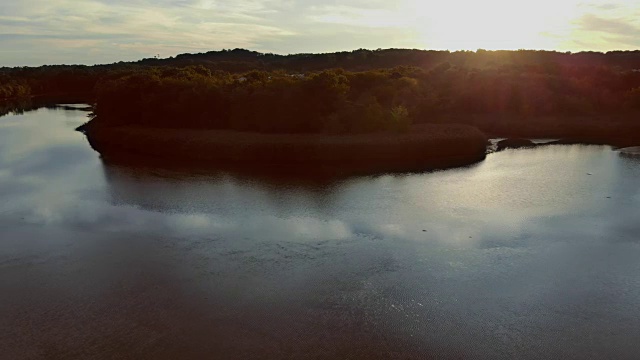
xmin=3 ymin=48 xmax=640 ymax=73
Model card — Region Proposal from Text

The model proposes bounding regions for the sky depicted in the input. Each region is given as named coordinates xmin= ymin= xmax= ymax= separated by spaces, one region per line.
xmin=1 ymin=0 xmax=639 ymax=66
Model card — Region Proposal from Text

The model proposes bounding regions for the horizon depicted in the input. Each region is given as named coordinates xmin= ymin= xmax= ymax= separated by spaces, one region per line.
xmin=4 ymin=47 xmax=640 ymax=68
xmin=1 ymin=0 xmax=639 ymax=67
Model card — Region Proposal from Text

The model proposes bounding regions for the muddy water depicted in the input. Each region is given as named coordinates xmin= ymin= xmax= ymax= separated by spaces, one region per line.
xmin=1 ymin=107 xmax=640 ymax=359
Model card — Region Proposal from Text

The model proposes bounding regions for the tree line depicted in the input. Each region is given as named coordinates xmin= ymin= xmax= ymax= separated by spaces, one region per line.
xmin=3 ymin=48 xmax=640 ymax=97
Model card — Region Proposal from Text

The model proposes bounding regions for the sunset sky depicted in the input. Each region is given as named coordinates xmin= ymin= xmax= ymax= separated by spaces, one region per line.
xmin=1 ymin=0 xmax=639 ymax=66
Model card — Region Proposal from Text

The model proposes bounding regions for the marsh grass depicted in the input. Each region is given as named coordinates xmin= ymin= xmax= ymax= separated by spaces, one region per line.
xmin=84 ymin=123 xmax=488 ymax=174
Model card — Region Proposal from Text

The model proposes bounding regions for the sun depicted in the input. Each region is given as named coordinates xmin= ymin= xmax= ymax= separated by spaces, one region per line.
xmin=404 ymin=0 xmax=583 ymax=50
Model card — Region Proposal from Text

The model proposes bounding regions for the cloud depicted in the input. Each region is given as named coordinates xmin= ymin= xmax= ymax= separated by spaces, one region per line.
xmin=307 ymin=5 xmax=407 ymax=28
xmin=571 ymin=11 xmax=640 ymax=48
xmin=577 ymin=14 xmax=639 ymax=35
xmin=593 ymin=3 xmax=623 ymax=11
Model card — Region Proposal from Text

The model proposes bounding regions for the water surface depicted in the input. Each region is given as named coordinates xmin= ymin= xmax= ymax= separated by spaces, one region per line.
xmin=1 ymin=107 xmax=640 ymax=359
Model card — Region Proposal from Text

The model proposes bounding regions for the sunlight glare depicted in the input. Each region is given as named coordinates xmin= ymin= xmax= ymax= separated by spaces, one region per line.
xmin=405 ymin=0 xmax=583 ymax=50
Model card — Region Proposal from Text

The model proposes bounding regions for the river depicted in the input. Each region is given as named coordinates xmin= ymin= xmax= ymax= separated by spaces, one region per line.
xmin=1 ymin=107 xmax=640 ymax=359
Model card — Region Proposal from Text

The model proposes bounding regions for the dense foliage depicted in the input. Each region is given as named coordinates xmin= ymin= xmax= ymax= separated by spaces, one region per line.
xmin=93 ymin=63 xmax=640 ymax=134
xmin=93 ymin=67 xmax=420 ymax=133
xmin=0 ymin=79 xmax=30 ymax=99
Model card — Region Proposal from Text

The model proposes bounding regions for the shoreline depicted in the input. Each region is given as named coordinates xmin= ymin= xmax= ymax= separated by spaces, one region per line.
xmin=425 ymin=112 xmax=640 ymax=149
xmin=0 ymin=92 xmax=94 ymax=104
xmin=81 ymin=122 xmax=489 ymax=175
xmin=0 ymin=94 xmax=94 ymax=116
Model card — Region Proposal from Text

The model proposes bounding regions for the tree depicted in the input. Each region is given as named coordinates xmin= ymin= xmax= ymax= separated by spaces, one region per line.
xmin=390 ymin=105 xmax=411 ymax=132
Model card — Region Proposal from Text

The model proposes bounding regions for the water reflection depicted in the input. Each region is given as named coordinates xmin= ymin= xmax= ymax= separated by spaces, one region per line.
xmin=3 ymin=107 xmax=640 ymax=359
xmin=96 ymin=142 xmax=640 ymax=251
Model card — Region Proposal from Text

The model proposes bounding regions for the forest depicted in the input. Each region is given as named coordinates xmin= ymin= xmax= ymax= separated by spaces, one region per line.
xmin=2 ymin=48 xmax=640 ymax=135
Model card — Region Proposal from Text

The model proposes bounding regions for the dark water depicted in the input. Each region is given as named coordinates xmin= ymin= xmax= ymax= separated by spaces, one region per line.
xmin=1 ymin=107 xmax=640 ymax=359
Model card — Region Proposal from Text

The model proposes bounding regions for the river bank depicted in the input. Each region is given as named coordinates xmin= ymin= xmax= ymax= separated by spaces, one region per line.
xmin=446 ymin=112 xmax=640 ymax=148
xmin=79 ymin=112 xmax=640 ymax=175
xmin=0 ymin=94 xmax=94 ymax=116
xmin=80 ymin=122 xmax=488 ymax=175
xmin=0 ymin=92 xmax=94 ymax=104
